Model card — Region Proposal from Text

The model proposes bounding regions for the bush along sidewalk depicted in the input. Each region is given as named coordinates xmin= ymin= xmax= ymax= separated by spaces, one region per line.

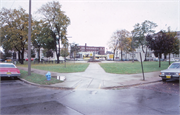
xmin=19 ymin=70 xmax=62 ymax=85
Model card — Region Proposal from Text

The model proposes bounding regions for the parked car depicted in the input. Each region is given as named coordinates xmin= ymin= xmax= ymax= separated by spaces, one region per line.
xmin=153 ymin=57 xmax=159 ymax=61
xmin=0 ymin=63 xmax=21 ymax=79
xmin=166 ymin=58 xmax=175 ymax=62
xmin=25 ymin=58 xmax=34 ymax=61
xmin=0 ymin=59 xmax=5 ymax=62
xmin=159 ymin=62 xmax=180 ymax=81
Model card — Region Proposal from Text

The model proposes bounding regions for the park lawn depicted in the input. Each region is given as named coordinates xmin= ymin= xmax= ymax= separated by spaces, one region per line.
xmin=99 ymin=61 xmax=173 ymax=74
xmin=17 ymin=63 xmax=89 ymax=73
xmin=19 ymin=70 xmax=62 ymax=85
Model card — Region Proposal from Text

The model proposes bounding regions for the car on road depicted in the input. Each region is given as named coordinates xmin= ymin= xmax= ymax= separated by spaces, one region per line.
xmin=159 ymin=62 xmax=180 ymax=81
xmin=0 ymin=63 xmax=20 ymax=79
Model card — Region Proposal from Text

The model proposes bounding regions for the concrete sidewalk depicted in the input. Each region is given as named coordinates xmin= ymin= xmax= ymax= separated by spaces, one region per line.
xmin=17 ymin=63 xmax=162 ymax=90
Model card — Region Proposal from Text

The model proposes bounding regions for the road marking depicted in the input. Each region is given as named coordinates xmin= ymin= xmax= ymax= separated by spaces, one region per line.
xmin=75 ymin=84 xmax=81 ymax=89
xmin=98 ymin=83 xmax=101 ymax=89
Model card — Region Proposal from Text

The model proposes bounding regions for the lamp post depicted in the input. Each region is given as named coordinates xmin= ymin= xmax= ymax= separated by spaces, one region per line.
xmin=131 ymin=31 xmax=135 ymax=63
xmin=28 ymin=0 xmax=31 ymax=76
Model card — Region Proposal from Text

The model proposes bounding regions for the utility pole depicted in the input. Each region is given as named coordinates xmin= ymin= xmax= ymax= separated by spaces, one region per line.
xmin=28 ymin=0 xmax=31 ymax=75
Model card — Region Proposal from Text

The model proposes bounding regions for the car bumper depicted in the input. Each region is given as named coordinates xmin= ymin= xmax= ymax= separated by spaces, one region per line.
xmin=159 ymin=75 xmax=180 ymax=80
xmin=0 ymin=74 xmax=21 ymax=77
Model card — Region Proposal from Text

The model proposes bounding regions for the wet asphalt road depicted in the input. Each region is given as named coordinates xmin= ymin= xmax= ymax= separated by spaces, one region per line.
xmin=1 ymin=78 xmax=179 ymax=115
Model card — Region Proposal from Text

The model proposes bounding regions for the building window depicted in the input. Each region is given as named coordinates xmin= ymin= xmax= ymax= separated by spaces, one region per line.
xmin=146 ymin=52 xmax=152 ymax=57
xmin=174 ymin=54 xmax=179 ymax=57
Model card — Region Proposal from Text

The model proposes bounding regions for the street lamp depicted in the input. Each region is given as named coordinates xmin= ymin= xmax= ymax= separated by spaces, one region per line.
xmin=28 ymin=0 xmax=31 ymax=76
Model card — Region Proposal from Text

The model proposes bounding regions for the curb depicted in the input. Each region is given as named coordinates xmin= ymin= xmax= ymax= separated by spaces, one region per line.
xmin=18 ymin=77 xmax=74 ymax=90
xmin=18 ymin=77 xmax=162 ymax=90
xmin=101 ymin=80 xmax=162 ymax=89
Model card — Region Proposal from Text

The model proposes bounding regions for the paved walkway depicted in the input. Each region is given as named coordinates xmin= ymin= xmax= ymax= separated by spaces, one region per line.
xmin=17 ymin=63 xmax=161 ymax=90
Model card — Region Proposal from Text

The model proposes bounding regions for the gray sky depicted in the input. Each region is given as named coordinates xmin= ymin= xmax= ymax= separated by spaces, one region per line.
xmin=1 ymin=0 xmax=180 ymax=51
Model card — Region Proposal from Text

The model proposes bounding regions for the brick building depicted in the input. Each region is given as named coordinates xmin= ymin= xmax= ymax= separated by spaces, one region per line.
xmin=78 ymin=43 xmax=105 ymax=55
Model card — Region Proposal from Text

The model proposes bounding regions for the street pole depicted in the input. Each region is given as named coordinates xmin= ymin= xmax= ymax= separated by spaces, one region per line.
xmin=28 ymin=0 xmax=31 ymax=75
xmin=140 ymin=52 xmax=145 ymax=80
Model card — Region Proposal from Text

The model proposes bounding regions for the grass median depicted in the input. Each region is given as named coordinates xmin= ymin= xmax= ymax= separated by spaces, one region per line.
xmin=17 ymin=62 xmax=89 ymax=85
xmin=17 ymin=62 xmax=89 ymax=73
xmin=19 ymin=70 xmax=62 ymax=85
xmin=99 ymin=61 xmax=173 ymax=74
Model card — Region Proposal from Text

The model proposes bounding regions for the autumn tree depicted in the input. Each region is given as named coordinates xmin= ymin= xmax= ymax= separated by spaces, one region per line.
xmin=37 ymin=1 xmax=70 ymax=64
xmin=117 ymin=29 xmax=131 ymax=61
xmin=165 ymin=27 xmax=179 ymax=64
xmin=0 ymin=8 xmax=30 ymax=64
xmin=61 ymin=38 xmax=69 ymax=59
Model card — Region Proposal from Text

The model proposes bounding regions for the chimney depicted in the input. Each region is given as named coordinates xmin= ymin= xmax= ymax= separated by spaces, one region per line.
xmin=85 ymin=43 xmax=87 ymax=52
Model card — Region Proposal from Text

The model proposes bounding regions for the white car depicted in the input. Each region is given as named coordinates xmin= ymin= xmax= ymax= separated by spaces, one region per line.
xmin=159 ymin=62 xmax=180 ymax=81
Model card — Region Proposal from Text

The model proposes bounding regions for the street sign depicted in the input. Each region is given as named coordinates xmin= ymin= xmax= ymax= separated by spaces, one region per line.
xmin=136 ymin=52 xmax=145 ymax=62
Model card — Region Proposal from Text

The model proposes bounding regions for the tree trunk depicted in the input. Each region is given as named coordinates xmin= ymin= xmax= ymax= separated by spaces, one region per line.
xmin=113 ymin=49 xmax=115 ymax=61
xmin=132 ymin=51 xmax=134 ymax=63
xmin=145 ymin=47 xmax=147 ymax=61
xmin=18 ymin=51 xmax=21 ymax=63
xmin=159 ymin=53 xmax=161 ymax=68
xmin=141 ymin=45 xmax=145 ymax=53
xmin=169 ymin=53 xmax=170 ymax=65
xmin=38 ymin=47 xmax=40 ymax=62
xmin=164 ymin=53 xmax=167 ymax=60
xmin=53 ymin=33 xmax=59 ymax=64
xmin=57 ymin=38 xmax=61 ymax=64
xmin=20 ymin=51 xmax=24 ymax=64
xmin=121 ymin=49 xmax=123 ymax=61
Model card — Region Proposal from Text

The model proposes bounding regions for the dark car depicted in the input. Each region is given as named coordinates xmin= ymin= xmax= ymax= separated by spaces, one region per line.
xmin=0 ymin=59 xmax=5 ymax=62
xmin=159 ymin=62 xmax=180 ymax=81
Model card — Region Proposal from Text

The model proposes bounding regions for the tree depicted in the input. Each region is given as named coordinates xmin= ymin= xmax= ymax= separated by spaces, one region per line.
xmin=37 ymin=1 xmax=70 ymax=64
xmin=3 ymin=50 xmax=12 ymax=60
xmin=71 ymin=43 xmax=80 ymax=61
xmin=108 ymin=32 xmax=119 ymax=61
xmin=60 ymin=48 xmax=69 ymax=58
xmin=32 ymin=20 xmax=54 ymax=62
xmin=117 ymin=29 xmax=130 ymax=61
xmin=132 ymin=20 xmax=157 ymax=60
xmin=31 ymin=49 xmax=35 ymax=58
xmin=165 ymin=27 xmax=179 ymax=65
xmin=146 ymin=31 xmax=175 ymax=67
xmin=61 ymin=39 xmax=69 ymax=59
xmin=0 ymin=8 xmax=30 ymax=64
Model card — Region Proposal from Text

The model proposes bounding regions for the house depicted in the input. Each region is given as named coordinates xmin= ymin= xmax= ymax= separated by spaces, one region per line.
xmin=113 ymin=31 xmax=180 ymax=61
xmin=71 ymin=43 xmax=105 ymax=59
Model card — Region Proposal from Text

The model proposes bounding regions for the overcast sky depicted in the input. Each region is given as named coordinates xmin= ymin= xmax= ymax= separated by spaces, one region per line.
xmin=1 ymin=0 xmax=180 ymax=51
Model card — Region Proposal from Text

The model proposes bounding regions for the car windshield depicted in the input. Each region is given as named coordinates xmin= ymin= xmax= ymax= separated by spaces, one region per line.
xmin=0 ymin=64 xmax=15 ymax=68
xmin=169 ymin=63 xmax=180 ymax=69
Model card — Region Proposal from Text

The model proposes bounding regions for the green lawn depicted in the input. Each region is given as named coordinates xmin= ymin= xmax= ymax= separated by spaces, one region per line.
xmin=19 ymin=70 xmax=62 ymax=85
xmin=99 ymin=61 xmax=173 ymax=74
xmin=17 ymin=62 xmax=89 ymax=73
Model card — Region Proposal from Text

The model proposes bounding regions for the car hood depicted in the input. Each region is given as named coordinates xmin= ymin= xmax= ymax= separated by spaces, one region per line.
xmin=161 ymin=69 xmax=180 ymax=73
